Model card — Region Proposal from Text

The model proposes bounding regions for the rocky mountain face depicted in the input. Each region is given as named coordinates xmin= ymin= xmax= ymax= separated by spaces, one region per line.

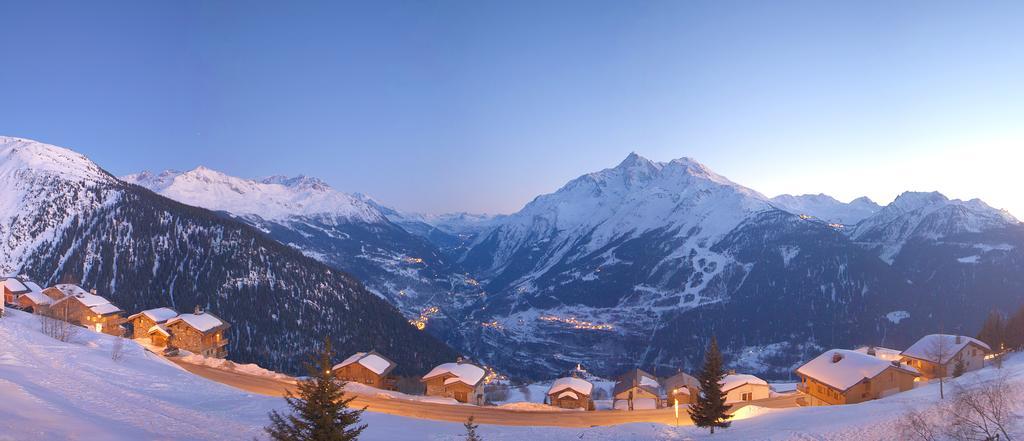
xmin=123 ymin=168 xmax=481 ymax=325
xmin=1 ymin=136 xmax=457 ymax=376
xmin=454 ymin=154 xmax=1024 ymax=380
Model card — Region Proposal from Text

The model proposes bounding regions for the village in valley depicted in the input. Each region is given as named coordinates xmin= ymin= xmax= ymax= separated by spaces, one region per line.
xmin=2 ymin=271 xmax=1016 ymax=436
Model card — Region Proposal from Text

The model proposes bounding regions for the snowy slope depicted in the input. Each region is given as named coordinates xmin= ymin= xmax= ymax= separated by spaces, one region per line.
xmin=0 ymin=136 xmax=122 ymax=275
xmin=771 ymin=194 xmax=880 ymax=225
xmin=0 ymin=136 xmax=457 ymax=375
xmin=124 ymin=167 xmax=384 ymax=223
xmin=2 ymin=308 xmax=1023 ymax=440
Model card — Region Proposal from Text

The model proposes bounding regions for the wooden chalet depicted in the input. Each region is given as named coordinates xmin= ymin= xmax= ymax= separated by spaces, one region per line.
xmin=720 ymin=373 xmax=770 ymax=404
xmin=126 ymin=307 xmax=179 ymax=345
xmin=333 ymin=350 xmax=398 ymax=390
xmin=164 ymin=306 xmax=230 ymax=358
xmin=421 ymin=360 xmax=486 ymax=405
xmin=3 ymin=276 xmax=44 ymax=306
xmin=796 ymin=349 xmax=920 ymax=406
xmin=900 ymin=334 xmax=990 ymax=379
xmin=43 ymin=284 xmax=125 ymax=336
xmin=612 ymin=368 xmax=662 ymax=410
xmin=546 ymin=377 xmax=594 ymax=410
xmin=662 ymin=371 xmax=700 ymax=405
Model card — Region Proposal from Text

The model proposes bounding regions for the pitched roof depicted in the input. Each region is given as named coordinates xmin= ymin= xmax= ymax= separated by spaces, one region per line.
xmin=797 ymin=349 xmax=920 ymax=392
xmin=19 ymin=291 xmax=52 ymax=306
xmin=613 ymin=368 xmax=660 ymax=396
xmin=166 ymin=312 xmax=228 ymax=333
xmin=853 ymin=346 xmax=904 ymax=362
xmin=422 ymin=362 xmax=486 ymax=387
xmin=50 ymin=284 xmax=123 ymax=316
xmin=662 ymin=371 xmax=700 ymax=394
xmin=148 ymin=324 xmax=171 ymax=337
xmin=901 ymin=334 xmax=991 ymax=364
xmin=720 ymin=374 xmax=769 ymax=393
xmin=333 ymin=350 xmax=397 ymax=377
xmin=2 ymin=277 xmax=30 ymax=294
xmin=128 ymin=307 xmax=179 ymax=323
xmin=547 ymin=377 xmax=594 ymax=396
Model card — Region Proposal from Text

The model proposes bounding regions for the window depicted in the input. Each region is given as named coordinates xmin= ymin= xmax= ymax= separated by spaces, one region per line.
xmin=742 ymin=392 xmax=752 ymax=401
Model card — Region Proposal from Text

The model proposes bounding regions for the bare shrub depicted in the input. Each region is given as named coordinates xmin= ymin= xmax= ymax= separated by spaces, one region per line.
xmin=897 ymin=407 xmax=942 ymax=441
xmin=592 ymin=386 xmax=609 ymax=401
xmin=111 ymin=337 xmax=125 ymax=362
xmin=900 ymin=374 xmax=1021 ymax=441
xmin=39 ymin=312 xmax=79 ymax=342
xmin=942 ymin=375 xmax=1019 ymax=441
xmin=925 ymin=336 xmax=954 ymax=399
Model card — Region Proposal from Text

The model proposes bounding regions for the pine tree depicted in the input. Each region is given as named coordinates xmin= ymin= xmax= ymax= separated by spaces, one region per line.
xmin=952 ymin=357 xmax=966 ymax=378
xmin=265 ymin=338 xmax=367 ymax=441
xmin=976 ymin=310 xmax=1006 ymax=352
xmin=463 ymin=415 xmax=482 ymax=441
xmin=688 ymin=336 xmax=732 ymax=434
xmin=1007 ymin=304 xmax=1024 ymax=351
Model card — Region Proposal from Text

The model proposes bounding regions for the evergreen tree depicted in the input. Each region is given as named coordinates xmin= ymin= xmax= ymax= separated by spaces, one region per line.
xmin=265 ymin=338 xmax=367 ymax=441
xmin=688 ymin=336 xmax=732 ymax=434
xmin=952 ymin=357 xmax=966 ymax=378
xmin=1007 ymin=304 xmax=1024 ymax=351
xmin=976 ymin=310 xmax=1006 ymax=352
xmin=463 ymin=415 xmax=482 ymax=441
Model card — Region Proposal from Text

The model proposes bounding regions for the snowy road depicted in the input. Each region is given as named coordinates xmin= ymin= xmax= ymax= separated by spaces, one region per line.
xmin=170 ymin=357 xmax=802 ymax=428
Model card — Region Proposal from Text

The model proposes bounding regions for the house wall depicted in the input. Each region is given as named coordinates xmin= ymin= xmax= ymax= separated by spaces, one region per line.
xmin=724 ymin=383 xmax=770 ymax=404
xmin=49 ymin=299 xmax=124 ymax=336
xmin=904 ymin=344 xmax=987 ymax=379
xmin=167 ymin=323 xmax=227 ymax=358
xmin=131 ymin=315 xmax=158 ymax=340
xmin=613 ymin=386 xmax=662 ymax=410
xmin=17 ymin=297 xmax=48 ymax=314
xmin=150 ymin=331 xmax=169 ymax=347
xmin=800 ymin=367 xmax=917 ymax=406
xmin=549 ymin=391 xmax=592 ymax=410
xmin=335 ymin=364 xmax=389 ymax=389
xmin=422 ymin=375 xmax=483 ymax=405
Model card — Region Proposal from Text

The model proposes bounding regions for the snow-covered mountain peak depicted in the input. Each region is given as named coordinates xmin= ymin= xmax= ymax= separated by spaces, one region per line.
xmin=889 ymin=191 xmax=950 ymax=212
xmin=770 ymin=193 xmax=881 ymax=225
xmin=0 ymin=136 xmax=113 ymax=184
xmin=123 ymin=166 xmax=384 ymax=223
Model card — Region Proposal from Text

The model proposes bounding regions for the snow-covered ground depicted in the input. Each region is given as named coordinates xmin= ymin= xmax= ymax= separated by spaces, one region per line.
xmin=2 ymin=308 xmax=1023 ymax=440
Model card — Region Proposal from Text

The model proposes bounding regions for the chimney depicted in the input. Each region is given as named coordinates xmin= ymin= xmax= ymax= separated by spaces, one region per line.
xmin=728 ymin=369 xmax=736 ymax=375
xmin=832 ymin=352 xmax=844 ymax=364
xmin=194 ymin=305 xmax=204 ymax=315
xmin=456 ymin=356 xmax=465 ymax=364
xmin=90 ymin=289 xmax=97 ymax=295
xmin=867 ymin=346 xmax=876 ymax=356
xmin=955 ymin=335 xmax=962 ymax=344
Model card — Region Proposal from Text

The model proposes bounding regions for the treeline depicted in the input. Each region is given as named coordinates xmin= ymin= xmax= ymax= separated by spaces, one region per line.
xmin=975 ymin=303 xmax=1024 ymax=352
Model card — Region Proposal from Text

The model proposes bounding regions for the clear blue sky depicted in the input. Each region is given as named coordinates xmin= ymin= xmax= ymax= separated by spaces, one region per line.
xmin=1 ymin=1 xmax=1022 ymax=216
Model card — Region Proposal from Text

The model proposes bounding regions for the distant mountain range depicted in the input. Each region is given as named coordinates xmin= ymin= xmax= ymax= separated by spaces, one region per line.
xmin=0 ymin=136 xmax=457 ymax=376
xmin=6 ymin=135 xmax=1023 ymax=381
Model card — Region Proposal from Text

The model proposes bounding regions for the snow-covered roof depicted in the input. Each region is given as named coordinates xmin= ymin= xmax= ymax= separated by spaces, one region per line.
xmin=720 ymin=374 xmax=768 ymax=393
xmin=663 ymin=371 xmax=700 ymax=393
xmin=797 ymin=349 xmax=919 ymax=392
xmin=3 ymin=277 xmax=29 ymax=293
xmin=422 ymin=362 xmax=486 ymax=387
xmin=166 ymin=312 xmax=228 ymax=333
xmin=547 ymin=377 xmax=594 ymax=396
xmin=853 ymin=346 xmax=904 ymax=362
xmin=50 ymin=285 xmax=123 ymax=316
xmin=20 ymin=291 xmax=52 ymax=306
xmin=901 ymin=334 xmax=991 ymax=364
xmin=148 ymin=324 xmax=171 ymax=337
xmin=128 ymin=307 xmax=179 ymax=323
xmin=557 ymin=390 xmax=578 ymax=400
xmin=613 ymin=368 xmax=661 ymax=396
xmin=333 ymin=351 xmax=396 ymax=377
